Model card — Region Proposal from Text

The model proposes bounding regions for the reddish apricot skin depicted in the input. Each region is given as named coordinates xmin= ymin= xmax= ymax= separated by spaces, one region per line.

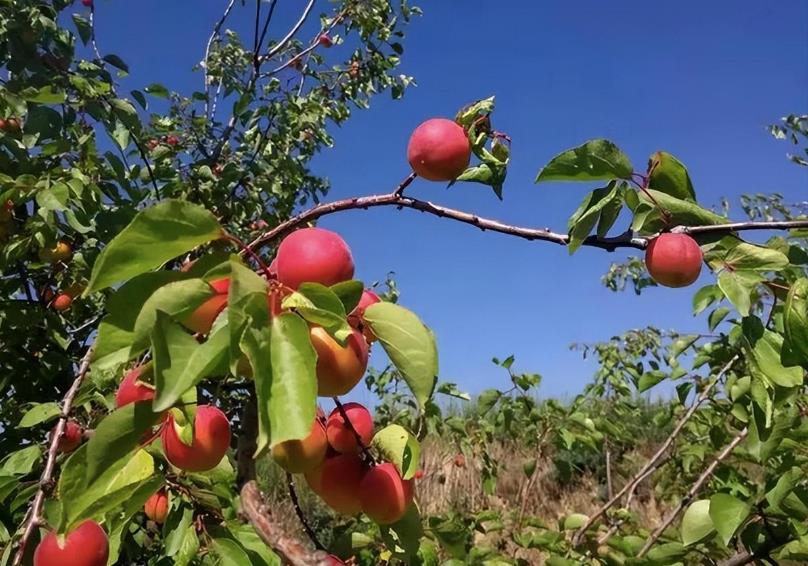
xmin=272 ymin=419 xmax=328 ymax=473
xmin=310 ymin=326 xmax=368 ymax=396
xmin=144 ymin=489 xmax=169 ymax=524
xmin=645 ymin=233 xmax=703 ymax=288
xmin=326 ymin=403 xmax=374 ymax=454
xmin=318 ymin=34 xmax=334 ymax=47
xmin=183 ymin=277 xmax=230 ymax=334
xmin=33 ymin=520 xmax=109 ymax=566
xmin=407 ymin=118 xmax=471 ymax=181
xmin=55 ymin=420 xmax=83 ymax=454
xmin=81 ymin=0 xmax=93 ymax=6
xmin=275 ymin=228 xmax=354 ymax=290
xmin=359 ymin=462 xmax=414 ymax=524
xmin=52 ymin=293 xmax=73 ymax=311
xmin=305 ymin=453 xmax=365 ymax=515
xmin=115 ymin=365 xmax=156 ymax=408
xmin=161 ymin=405 xmax=231 ymax=472
xmin=348 ymin=289 xmax=381 ymax=343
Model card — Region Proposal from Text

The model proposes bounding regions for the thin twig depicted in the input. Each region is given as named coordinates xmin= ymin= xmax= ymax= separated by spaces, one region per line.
xmin=637 ymin=427 xmax=749 ymax=557
xmin=332 ymin=397 xmax=375 ymax=465
xmin=572 ymin=355 xmax=739 ymax=545
xmin=265 ymin=6 xmax=348 ymax=76
xmin=286 ymin=473 xmax=325 ymax=551
xmin=262 ymin=0 xmax=317 ymax=62
xmin=12 ymin=347 xmax=95 ymax=565
xmin=204 ymin=0 xmax=237 ymax=121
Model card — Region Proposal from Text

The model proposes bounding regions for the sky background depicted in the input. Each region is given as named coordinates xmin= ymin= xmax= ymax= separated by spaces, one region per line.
xmin=88 ymin=1 xmax=807 ymax=402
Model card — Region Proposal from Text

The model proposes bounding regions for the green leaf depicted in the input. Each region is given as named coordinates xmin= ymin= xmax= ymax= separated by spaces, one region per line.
xmin=330 ymin=280 xmax=364 ymax=313
xmin=103 ymin=54 xmax=129 ymax=72
xmin=743 ymin=319 xmax=804 ymax=388
xmin=282 ymin=284 xmax=352 ymax=343
xmin=638 ymin=370 xmax=667 ymax=393
xmin=131 ymin=279 xmax=213 ymax=354
xmin=709 ymin=493 xmax=750 ymax=546
xmin=784 ymin=278 xmax=808 ymax=368
xmin=92 ymin=272 xmax=185 ymax=370
xmin=718 ymin=270 xmax=762 ymax=317
xmin=84 ymin=402 xmax=161 ymax=484
xmin=23 ymin=86 xmax=66 ymax=104
xmin=364 ymin=303 xmax=438 ymax=408
xmin=153 ymin=321 xmax=229 ymax=412
xmin=635 ymin=189 xmax=727 ymax=234
xmin=722 ymin=243 xmax=789 ymax=271
xmin=211 ymin=538 xmax=253 ymax=566
xmin=18 ymin=402 xmax=61 ymax=428
xmin=379 ymin=504 xmax=424 ymax=559
xmin=562 ymin=513 xmax=589 ymax=530
xmin=269 ymin=313 xmax=317 ymax=446
xmin=2 ymin=446 xmax=41 ymax=475
xmin=477 ymin=389 xmax=502 ymax=414
xmin=567 ymin=182 xmax=623 ymax=253
xmin=371 ymin=424 xmax=421 ymax=480
xmin=536 ymin=139 xmax=633 ymax=183
xmin=647 ymin=151 xmax=696 ymax=201
xmin=681 ymin=499 xmax=715 ymax=546
xmin=144 ymin=83 xmax=170 ymax=98
xmin=72 ymin=14 xmax=92 ymax=45
xmin=708 ymin=307 xmax=730 ymax=331
xmin=86 ymin=200 xmax=223 ymax=293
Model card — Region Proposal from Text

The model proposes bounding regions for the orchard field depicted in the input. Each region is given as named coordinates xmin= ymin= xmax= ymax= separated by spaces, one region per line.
xmin=0 ymin=1 xmax=807 ymax=566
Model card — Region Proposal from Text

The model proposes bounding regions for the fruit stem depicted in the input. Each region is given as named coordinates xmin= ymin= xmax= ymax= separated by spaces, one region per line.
xmin=224 ymin=233 xmax=274 ymax=279
xmin=286 ymin=472 xmax=326 ymax=551
xmin=332 ymin=396 xmax=376 ymax=465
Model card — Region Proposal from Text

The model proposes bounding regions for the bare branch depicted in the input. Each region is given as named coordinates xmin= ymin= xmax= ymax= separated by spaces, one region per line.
xmin=240 ymin=481 xmax=332 ymax=566
xmin=265 ymin=7 xmax=348 ymax=76
xmin=12 ymin=347 xmax=95 ymax=565
xmin=637 ymin=426 xmax=749 ymax=558
xmin=573 ymin=355 xmax=739 ymax=545
xmin=204 ymin=0 xmax=237 ymax=121
xmin=262 ymin=0 xmax=317 ymax=62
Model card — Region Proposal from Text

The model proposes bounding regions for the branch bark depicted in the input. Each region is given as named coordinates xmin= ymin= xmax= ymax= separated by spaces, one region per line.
xmin=637 ymin=426 xmax=750 ymax=558
xmin=12 ymin=347 xmax=95 ymax=566
xmin=248 ymin=180 xmax=808 ymax=254
xmin=240 ymin=481 xmax=332 ymax=566
xmin=573 ymin=355 xmax=739 ymax=545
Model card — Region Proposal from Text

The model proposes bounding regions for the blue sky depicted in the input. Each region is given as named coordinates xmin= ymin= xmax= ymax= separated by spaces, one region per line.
xmin=90 ymin=1 xmax=807 ymax=400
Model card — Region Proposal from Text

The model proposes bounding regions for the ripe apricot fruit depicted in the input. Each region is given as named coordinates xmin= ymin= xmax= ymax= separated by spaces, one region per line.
xmin=183 ymin=277 xmax=229 ymax=334
xmin=33 ymin=520 xmax=108 ymax=566
xmin=115 ymin=364 xmax=156 ymax=408
xmin=645 ymin=233 xmax=703 ymax=288
xmin=54 ymin=420 xmax=83 ymax=454
xmin=38 ymin=241 xmax=72 ymax=264
xmin=309 ymin=326 xmax=368 ymax=396
xmin=407 ymin=118 xmax=471 ymax=181
xmin=52 ymin=293 xmax=73 ymax=311
xmin=359 ymin=462 xmax=414 ymax=524
xmin=144 ymin=489 xmax=169 ymax=524
xmin=272 ymin=418 xmax=328 ymax=473
xmin=275 ymin=228 xmax=354 ymax=290
xmin=326 ymin=403 xmax=373 ymax=454
xmin=305 ymin=453 xmax=365 ymax=515
xmin=348 ymin=289 xmax=381 ymax=343
xmin=161 ymin=405 xmax=231 ymax=472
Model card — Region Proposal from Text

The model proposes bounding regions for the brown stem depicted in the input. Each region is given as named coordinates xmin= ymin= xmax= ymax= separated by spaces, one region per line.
xmin=637 ymin=427 xmax=749 ymax=557
xmin=572 ymin=355 xmax=739 ymax=545
xmin=248 ymin=183 xmax=808 ymax=254
xmin=332 ymin=397 xmax=375 ymax=466
xmin=240 ymin=481 xmax=332 ymax=566
xmin=12 ymin=347 xmax=95 ymax=565
xmin=225 ymin=233 xmax=273 ymax=279
xmin=286 ymin=472 xmax=325 ymax=551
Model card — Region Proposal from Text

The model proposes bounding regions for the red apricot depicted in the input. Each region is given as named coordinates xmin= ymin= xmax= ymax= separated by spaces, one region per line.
xmin=359 ymin=462 xmax=413 ymax=524
xmin=318 ymin=34 xmax=334 ymax=48
xmin=272 ymin=418 xmax=328 ymax=473
xmin=165 ymin=135 xmax=179 ymax=146
xmin=348 ymin=289 xmax=381 ymax=343
xmin=645 ymin=233 xmax=703 ymax=288
xmin=310 ymin=326 xmax=368 ymax=396
xmin=52 ymin=293 xmax=73 ymax=311
xmin=144 ymin=489 xmax=169 ymax=524
xmin=305 ymin=453 xmax=365 ymax=515
xmin=275 ymin=228 xmax=354 ymax=290
xmin=407 ymin=118 xmax=471 ymax=181
xmin=115 ymin=364 xmax=155 ymax=408
xmin=182 ymin=277 xmax=229 ymax=334
xmin=33 ymin=520 xmax=109 ymax=566
xmin=81 ymin=0 xmax=93 ymax=7
xmin=161 ymin=405 xmax=231 ymax=472
xmin=326 ymin=403 xmax=373 ymax=454
xmin=54 ymin=420 xmax=83 ymax=454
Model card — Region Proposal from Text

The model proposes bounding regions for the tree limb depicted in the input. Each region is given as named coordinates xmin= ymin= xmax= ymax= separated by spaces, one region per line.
xmin=637 ymin=426 xmax=750 ymax=558
xmin=12 ymin=347 xmax=95 ymax=566
xmin=240 ymin=481 xmax=332 ymax=566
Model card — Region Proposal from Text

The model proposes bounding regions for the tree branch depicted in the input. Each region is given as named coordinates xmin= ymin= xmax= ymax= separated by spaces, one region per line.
xmin=204 ymin=0 xmax=237 ymax=121
xmin=261 ymin=0 xmax=317 ymax=62
xmin=573 ymin=355 xmax=739 ymax=545
xmin=248 ymin=179 xmax=808 ymax=255
xmin=240 ymin=481 xmax=332 ymax=566
xmin=12 ymin=347 xmax=95 ymax=566
xmin=637 ymin=426 xmax=750 ymax=558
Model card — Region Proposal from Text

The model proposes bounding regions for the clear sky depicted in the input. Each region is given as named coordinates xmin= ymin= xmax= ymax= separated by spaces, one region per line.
xmin=89 ymin=1 xmax=807 ymax=400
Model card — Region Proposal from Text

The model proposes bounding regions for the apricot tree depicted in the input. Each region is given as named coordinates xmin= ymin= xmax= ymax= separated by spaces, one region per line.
xmin=1 ymin=2 xmax=807 ymax=566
